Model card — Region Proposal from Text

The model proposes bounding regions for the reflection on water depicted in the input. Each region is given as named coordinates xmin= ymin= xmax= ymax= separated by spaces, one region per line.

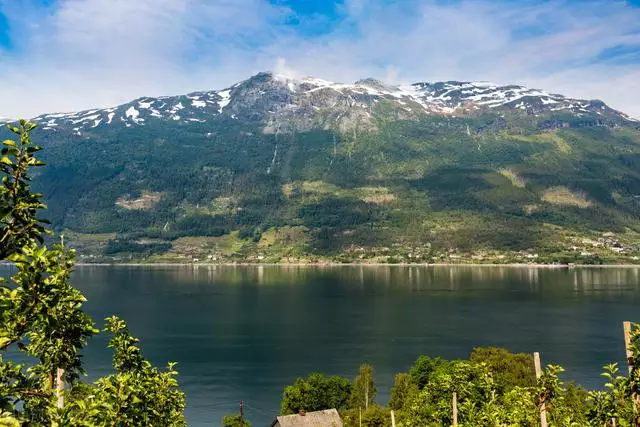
xmin=74 ymin=264 xmax=640 ymax=292
xmin=10 ymin=265 xmax=640 ymax=425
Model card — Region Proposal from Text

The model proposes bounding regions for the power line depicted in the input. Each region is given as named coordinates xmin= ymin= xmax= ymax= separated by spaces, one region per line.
xmin=206 ymin=401 xmax=243 ymax=409
xmin=243 ymin=403 xmax=273 ymax=417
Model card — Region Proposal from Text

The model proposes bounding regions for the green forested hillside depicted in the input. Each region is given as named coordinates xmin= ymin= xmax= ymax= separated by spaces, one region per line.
xmin=6 ymin=76 xmax=640 ymax=264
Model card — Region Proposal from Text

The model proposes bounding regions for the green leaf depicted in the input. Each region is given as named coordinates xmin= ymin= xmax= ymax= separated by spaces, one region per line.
xmin=2 ymin=139 xmax=17 ymax=148
xmin=0 ymin=413 xmax=21 ymax=427
xmin=0 ymin=156 xmax=12 ymax=166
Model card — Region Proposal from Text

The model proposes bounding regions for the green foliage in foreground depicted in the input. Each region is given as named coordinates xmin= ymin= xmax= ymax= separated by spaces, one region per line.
xmin=350 ymin=364 xmax=377 ymax=410
xmin=281 ymin=372 xmax=352 ymax=415
xmin=469 ymin=346 xmax=537 ymax=392
xmin=0 ymin=121 xmax=186 ymax=426
xmin=281 ymin=341 xmax=640 ymax=426
xmin=222 ymin=413 xmax=252 ymax=427
xmin=341 ymin=405 xmax=391 ymax=427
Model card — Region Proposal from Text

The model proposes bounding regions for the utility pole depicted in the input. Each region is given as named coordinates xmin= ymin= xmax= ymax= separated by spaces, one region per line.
xmin=452 ymin=392 xmax=458 ymax=427
xmin=624 ymin=321 xmax=633 ymax=374
xmin=240 ymin=400 xmax=244 ymax=427
xmin=534 ymin=352 xmax=548 ymax=427
xmin=56 ymin=368 xmax=64 ymax=409
xmin=365 ymin=381 xmax=369 ymax=410
xmin=623 ymin=321 xmax=639 ymax=418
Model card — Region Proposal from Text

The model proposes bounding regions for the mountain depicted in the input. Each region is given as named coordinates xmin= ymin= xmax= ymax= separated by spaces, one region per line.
xmin=4 ymin=72 xmax=640 ymax=264
xmin=33 ymin=72 xmax=636 ymax=135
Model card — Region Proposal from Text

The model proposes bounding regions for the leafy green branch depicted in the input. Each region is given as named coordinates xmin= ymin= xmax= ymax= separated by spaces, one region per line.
xmin=0 ymin=120 xmax=186 ymax=425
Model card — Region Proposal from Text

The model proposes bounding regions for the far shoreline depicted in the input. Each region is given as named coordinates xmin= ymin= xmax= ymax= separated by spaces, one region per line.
xmin=72 ymin=262 xmax=640 ymax=268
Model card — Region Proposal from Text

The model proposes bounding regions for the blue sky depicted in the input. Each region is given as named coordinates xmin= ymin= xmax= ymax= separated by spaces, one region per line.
xmin=0 ymin=0 xmax=639 ymax=117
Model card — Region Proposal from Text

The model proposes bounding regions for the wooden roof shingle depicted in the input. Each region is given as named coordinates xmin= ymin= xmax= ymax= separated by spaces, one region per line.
xmin=271 ymin=409 xmax=343 ymax=427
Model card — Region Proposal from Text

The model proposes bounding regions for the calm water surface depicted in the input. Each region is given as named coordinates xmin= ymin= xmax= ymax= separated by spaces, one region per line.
xmin=50 ymin=266 xmax=640 ymax=424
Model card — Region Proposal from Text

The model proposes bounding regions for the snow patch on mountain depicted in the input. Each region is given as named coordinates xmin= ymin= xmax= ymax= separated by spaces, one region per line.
xmin=125 ymin=106 xmax=143 ymax=124
xmin=217 ymin=90 xmax=231 ymax=113
xmin=28 ymin=72 xmax=635 ymax=133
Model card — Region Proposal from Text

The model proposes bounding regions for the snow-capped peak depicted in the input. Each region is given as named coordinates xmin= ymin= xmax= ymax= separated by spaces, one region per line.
xmin=27 ymin=72 xmax=634 ymax=134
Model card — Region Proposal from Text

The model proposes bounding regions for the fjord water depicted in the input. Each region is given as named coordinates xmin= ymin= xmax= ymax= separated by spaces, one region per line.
xmin=70 ymin=266 xmax=639 ymax=426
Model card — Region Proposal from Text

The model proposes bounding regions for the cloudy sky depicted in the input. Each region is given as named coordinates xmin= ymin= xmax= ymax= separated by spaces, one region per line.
xmin=0 ymin=0 xmax=639 ymax=118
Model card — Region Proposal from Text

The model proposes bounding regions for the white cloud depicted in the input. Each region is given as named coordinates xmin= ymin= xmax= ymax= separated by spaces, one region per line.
xmin=0 ymin=0 xmax=639 ymax=118
xmin=273 ymin=57 xmax=299 ymax=79
xmin=385 ymin=66 xmax=399 ymax=85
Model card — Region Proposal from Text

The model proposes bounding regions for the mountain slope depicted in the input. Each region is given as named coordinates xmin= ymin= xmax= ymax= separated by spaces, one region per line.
xmin=5 ymin=72 xmax=640 ymax=264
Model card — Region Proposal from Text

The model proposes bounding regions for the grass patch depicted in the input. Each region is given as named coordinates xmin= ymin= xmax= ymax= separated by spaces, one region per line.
xmin=498 ymin=168 xmax=526 ymax=188
xmin=542 ymin=186 xmax=592 ymax=208
xmin=282 ymin=181 xmax=341 ymax=198
xmin=283 ymin=181 xmax=396 ymax=205
xmin=503 ymin=130 xmax=572 ymax=154
xmin=65 ymin=230 xmax=117 ymax=242
xmin=216 ymin=231 xmax=245 ymax=256
xmin=357 ymin=186 xmax=396 ymax=204
xmin=613 ymin=128 xmax=640 ymax=144
xmin=115 ymin=191 xmax=163 ymax=210
xmin=257 ymin=228 xmax=278 ymax=247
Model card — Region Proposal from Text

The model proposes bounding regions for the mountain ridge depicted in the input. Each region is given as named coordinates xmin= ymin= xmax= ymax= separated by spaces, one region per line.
xmin=29 ymin=72 xmax=638 ymax=136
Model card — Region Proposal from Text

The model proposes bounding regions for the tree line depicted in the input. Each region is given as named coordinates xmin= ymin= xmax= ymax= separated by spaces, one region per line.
xmin=276 ymin=345 xmax=640 ymax=426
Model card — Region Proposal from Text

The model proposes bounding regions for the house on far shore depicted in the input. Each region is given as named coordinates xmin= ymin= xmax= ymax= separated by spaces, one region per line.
xmin=270 ymin=409 xmax=343 ymax=427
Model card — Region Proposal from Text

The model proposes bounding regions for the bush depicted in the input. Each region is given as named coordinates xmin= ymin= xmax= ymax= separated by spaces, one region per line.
xmin=222 ymin=414 xmax=251 ymax=427
xmin=281 ymin=373 xmax=352 ymax=415
xmin=409 ymin=356 xmax=449 ymax=390
xmin=388 ymin=373 xmax=418 ymax=410
xmin=469 ymin=347 xmax=536 ymax=392
xmin=361 ymin=405 xmax=391 ymax=427
xmin=342 ymin=406 xmax=391 ymax=427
